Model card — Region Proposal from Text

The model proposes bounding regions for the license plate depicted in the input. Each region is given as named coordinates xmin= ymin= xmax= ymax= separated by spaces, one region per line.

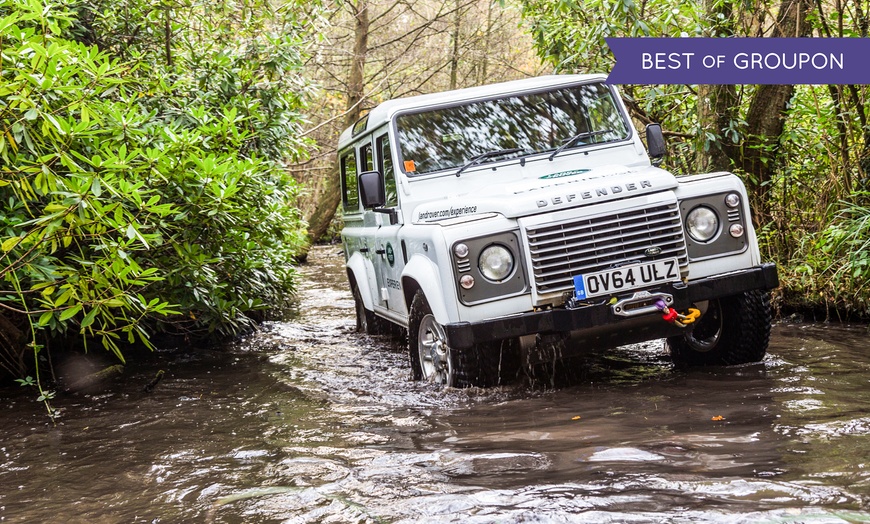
xmin=573 ymin=258 xmax=680 ymax=300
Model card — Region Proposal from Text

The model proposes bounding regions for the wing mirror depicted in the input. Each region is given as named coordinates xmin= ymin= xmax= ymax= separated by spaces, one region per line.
xmin=645 ymin=123 xmax=666 ymax=167
xmin=359 ymin=170 xmax=385 ymax=209
xmin=358 ymin=170 xmax=398 ymax=225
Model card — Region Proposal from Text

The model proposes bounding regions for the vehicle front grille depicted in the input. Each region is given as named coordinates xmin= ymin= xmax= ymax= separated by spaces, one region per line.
xmin=525 ymin=202 xmax=688 ymax=297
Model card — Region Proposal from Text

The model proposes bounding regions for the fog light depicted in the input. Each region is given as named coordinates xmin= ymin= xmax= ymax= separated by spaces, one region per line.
xmin=460 ymin=275 xmax=475 ymax=289
xmin=725 ymin=193 xmax=741 ymax=208
xmin=454 ymin=243 xmax=469 ymax=258
xmin=729 ymin=223 xmax=745 ymax=238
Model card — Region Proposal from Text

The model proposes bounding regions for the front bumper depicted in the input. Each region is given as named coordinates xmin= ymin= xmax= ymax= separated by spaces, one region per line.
xmin=443 ymin=263 xmax=779 ymax=349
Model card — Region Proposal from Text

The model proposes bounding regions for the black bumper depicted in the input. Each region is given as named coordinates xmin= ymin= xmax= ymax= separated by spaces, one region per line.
xmin=443 ymin=263 xmax=779 ymax=349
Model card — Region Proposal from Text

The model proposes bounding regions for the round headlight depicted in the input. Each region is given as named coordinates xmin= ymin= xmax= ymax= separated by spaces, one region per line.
xmin=686 ymin=206 xmax=719 ymax=242
xmin=478 ymin=244 xmax=514 ymax=282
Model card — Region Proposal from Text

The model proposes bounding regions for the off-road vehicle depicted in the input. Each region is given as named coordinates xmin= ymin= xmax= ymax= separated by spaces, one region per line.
xmin=338 ymin=74 xmax=778 ymax=387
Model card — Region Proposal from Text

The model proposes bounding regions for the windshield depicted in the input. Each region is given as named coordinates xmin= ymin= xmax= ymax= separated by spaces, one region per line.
xmin=395 ymin=83 xmax=630 ymax=176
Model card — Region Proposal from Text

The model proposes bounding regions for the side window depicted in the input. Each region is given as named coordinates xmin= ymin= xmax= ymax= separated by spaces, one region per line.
xmin=377 ymin=134 xmax=398 ymax=207
xmin=341 ymin=151 xmax=359 ymax=211
xmin=361 ymin=143 xmax=374 ymax=172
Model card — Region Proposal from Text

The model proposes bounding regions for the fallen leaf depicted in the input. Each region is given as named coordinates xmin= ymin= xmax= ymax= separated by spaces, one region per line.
xmin=711 ymin=415 xmax=725 ymax=421
xmin=571 ymin=416 xmax=582 ymax=421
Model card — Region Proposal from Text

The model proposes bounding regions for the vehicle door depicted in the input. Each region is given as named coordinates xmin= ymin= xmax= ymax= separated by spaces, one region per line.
xmin=372 ymin=132 xmax=407 ymax=318
xmin=342 ymin=139 xmax=381 ymax=297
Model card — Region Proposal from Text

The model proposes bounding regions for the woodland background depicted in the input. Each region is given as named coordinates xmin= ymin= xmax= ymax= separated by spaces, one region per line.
xmin=2 ymin=0 xmax=869 ymax=393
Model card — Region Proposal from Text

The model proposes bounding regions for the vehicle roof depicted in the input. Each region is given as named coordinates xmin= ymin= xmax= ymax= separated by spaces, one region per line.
xmin=337 ymin=74 xmax=608 ymax=149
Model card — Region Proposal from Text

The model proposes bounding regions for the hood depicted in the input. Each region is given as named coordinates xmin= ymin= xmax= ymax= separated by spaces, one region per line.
xmin=411 ymin=164 xmax=677 ymax=224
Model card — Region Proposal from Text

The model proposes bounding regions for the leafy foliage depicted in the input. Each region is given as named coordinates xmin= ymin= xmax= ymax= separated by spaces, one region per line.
xmin=1 ymin=0 xmax=314 ymax=383
xmin=520 ymin=0 xmax=870 ymax=318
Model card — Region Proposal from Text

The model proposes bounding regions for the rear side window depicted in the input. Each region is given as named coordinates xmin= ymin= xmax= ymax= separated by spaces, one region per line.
xmin=341 ymin=151 xmax=359 ymax=211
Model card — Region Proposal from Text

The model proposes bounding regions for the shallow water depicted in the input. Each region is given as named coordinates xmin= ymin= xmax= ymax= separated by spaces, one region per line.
xmin=1 ymin=246 xmax=870 ymax=523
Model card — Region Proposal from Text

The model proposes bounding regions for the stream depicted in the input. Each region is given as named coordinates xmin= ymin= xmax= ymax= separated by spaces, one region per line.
xmin=1 ymin=245 xmax=869 ymax=523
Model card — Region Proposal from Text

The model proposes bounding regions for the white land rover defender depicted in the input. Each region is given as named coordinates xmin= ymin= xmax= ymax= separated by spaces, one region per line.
xmin=339 ymin=74 xmax=778 ymax=387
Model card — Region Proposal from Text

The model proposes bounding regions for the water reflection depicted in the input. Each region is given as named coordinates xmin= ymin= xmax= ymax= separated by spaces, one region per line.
xmin=0 ymin=247 xmax=869 ymax=523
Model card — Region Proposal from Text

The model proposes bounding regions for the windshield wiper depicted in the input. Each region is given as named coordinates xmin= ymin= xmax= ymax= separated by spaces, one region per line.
xmin=455 ymin=147 xmax=523 ymax=177
xmin=547 ymin=129 xmax=613 ymax=161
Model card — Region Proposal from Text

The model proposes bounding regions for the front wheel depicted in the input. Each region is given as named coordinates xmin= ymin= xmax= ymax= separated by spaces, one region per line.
xmin=666 ymin=290 xmax=771 ymax=367
xmin=408 ymin=291 xmax=513 ymax=388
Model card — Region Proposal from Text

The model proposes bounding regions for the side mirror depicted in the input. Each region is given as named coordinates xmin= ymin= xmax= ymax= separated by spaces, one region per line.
xmin=645 ymin=123 xmax=666 ymax=166
xmin=359 ymin=170 xmax=385 ymax=209
xmin=359 ymin=170 xmax=398 ymax=224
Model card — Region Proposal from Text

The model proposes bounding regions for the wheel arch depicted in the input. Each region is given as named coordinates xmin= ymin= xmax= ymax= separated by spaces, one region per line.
xmin=401 ymin=254 xmax=453 ymax=325
xmin=346 ymin=252 xmax=376 ymax=311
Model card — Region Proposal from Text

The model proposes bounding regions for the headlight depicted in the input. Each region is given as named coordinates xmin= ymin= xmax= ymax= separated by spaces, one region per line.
xmin=478 ymin=244 xmax=514 ymax=282
xmin=686 ymin=206 xmax=719 ymax=242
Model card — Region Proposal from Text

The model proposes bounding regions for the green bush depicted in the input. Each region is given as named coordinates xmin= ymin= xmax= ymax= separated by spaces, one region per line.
xmin=0 ymin=0 xmax=313 ymax=388
xmin=779 ymin=195 xmax=870 ymax=318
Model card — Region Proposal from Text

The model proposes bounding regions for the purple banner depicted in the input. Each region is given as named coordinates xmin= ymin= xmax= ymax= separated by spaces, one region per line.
xmin=606 ymin=38 xmax=870 ymax=85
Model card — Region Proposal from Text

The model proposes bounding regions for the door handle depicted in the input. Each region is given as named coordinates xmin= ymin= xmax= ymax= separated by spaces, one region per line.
xmin=375 ymin=248 xmax=386 ymax=255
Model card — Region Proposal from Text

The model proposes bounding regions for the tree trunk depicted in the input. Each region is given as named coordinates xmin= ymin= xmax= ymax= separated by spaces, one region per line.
xmin=480 ymin=0 xmax=493 ymax=84
xmin=449 ymin=0 xmax=462 ymax=90
xmin=344 ymin=0 xmax=370 ymax=128
xmin=306 ymin=0 xmax=370 ymax=243
xmin=697 ymin=85 xmax=738 ymax=172
xmin=695 ymin=0 xmax=737 ymax=173
xmin=848 ymin=0 xmax=870 ymax=184
xmin=738 ymin=0 xmax=812 ymax=223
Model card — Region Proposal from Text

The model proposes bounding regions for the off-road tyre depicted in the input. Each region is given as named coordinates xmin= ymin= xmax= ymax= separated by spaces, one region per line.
xmin=408 ymin=290 xmax=511 ymax=388
xmin=352 ymin=284 xmax=389 ymax=335
xmin=667 ymin=290 xmax=771 ymax=367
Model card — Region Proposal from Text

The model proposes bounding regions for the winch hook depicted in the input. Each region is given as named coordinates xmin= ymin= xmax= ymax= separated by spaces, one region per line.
xmin=655 ymin=300 xmax=701 ymax=328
